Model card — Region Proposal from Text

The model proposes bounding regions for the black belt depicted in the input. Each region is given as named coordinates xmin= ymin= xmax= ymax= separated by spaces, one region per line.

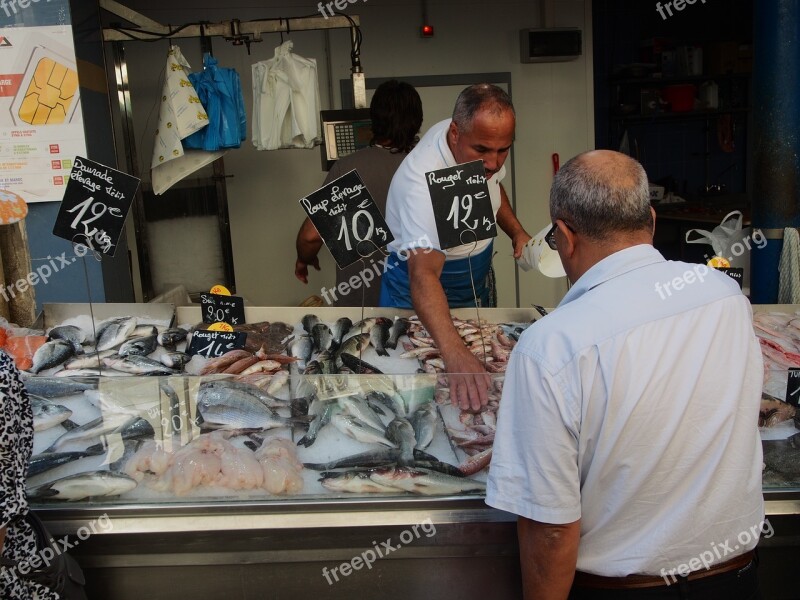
xmin=573 ymin=550 xmax=756 ymax=590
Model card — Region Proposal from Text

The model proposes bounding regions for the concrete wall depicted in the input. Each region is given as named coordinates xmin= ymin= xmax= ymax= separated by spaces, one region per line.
xmin=113 ymin=0 xmax=593 ymax=308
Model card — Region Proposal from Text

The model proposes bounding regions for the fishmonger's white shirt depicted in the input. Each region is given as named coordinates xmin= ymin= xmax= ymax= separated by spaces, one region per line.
xmin=385 ymin=119 xmax=505 ymax=258
xmin=486 ymin=245 xmax=764 ymax=577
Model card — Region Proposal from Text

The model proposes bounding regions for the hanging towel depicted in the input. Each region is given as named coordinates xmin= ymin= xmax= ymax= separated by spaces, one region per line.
xmin=778 ymin=227 xmax=800 ymax=304
xmin=183 ymin=53 xmax=247 ymax=152
xmin=151 ymin=46 xmax=225 ymax=195
xmin=252 ymin=41 xmax=321 ymax=150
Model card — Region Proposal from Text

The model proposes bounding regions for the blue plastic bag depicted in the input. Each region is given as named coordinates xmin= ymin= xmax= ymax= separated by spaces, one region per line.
xmin=183 ymin=53 xmax=247 ymax=151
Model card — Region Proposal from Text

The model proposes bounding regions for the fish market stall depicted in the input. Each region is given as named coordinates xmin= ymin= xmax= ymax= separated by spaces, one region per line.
xmin=14 ymin=305 xmax=800 ymax=599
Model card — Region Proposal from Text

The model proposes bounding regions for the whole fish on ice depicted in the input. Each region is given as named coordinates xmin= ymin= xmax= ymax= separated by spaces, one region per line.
xmin=31 ymin=396 xmax=73 ymax=431
xmin=30 ymin=339 xmax=74 ymax=373
xmin=28 ymin=470 xmax=137 ymax=501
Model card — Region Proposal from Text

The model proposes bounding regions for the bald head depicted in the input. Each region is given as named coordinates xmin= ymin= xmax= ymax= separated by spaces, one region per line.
xmin=550 ymin=150 xmax=652 ymax=241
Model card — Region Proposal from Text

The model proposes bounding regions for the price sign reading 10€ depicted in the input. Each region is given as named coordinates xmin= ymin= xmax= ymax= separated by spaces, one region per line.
xmin=425 ymin=160 xmax=497 ymax=250
xmin=299 ymin=169 xmax=394 ymax=269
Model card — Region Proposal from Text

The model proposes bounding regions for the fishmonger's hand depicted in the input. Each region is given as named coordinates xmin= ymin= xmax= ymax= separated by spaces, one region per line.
xmin=443 ymin=345 xmax=492 ymax=412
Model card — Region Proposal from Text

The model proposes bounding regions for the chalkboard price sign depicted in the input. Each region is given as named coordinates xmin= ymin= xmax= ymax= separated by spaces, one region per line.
xmin=425 ymin=160 xmax=497 ymax=250
xmin=717 ymin=268 xmax=744 ymax=289
xmin=52 ymin=157 xmax=140 ymax=257
xmin=786 ymin=369 xmax=800 ymax=407
xmin=299 ymin=169 xmax=394 ymax=269
xmin=200 ymin=293 xmax=246 ymax=326
xmin=187 ymin=330 xmax=247 ymax=359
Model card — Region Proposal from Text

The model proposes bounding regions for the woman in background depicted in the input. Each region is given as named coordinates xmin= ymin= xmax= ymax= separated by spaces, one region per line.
xmin=0 ymin=349 xmax=59 ymax=599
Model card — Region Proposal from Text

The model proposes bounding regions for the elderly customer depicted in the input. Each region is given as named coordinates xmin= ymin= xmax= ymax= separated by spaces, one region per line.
xmin=487 ymin=150 xmax=764 ymax=599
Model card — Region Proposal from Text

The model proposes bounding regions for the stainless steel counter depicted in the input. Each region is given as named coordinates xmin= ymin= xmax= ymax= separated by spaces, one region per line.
xmin=35 ymin=492 xmax=800 ymax=600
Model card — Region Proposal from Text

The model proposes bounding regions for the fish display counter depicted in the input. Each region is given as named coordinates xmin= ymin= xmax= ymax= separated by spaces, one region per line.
xmin=15 ymin=305 xmax=800 ymax=599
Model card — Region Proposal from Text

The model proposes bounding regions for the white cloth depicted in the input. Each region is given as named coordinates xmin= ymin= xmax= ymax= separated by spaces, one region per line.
xmin=486 ymin=245 xmax=765 ymax=577
xmin=251 ymin=41 xmax=321 ymax=150
xmin=778 ymin=227 xmax=800 ymax=304
xmin=385 ymin=119 xmax=505 ymax=259
xmin=151 ymin=46 xmax=225 ymax=195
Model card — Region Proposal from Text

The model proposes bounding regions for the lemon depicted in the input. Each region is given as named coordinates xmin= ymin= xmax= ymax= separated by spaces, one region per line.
xmin=707 ymin=256 xmax=730 ymax=268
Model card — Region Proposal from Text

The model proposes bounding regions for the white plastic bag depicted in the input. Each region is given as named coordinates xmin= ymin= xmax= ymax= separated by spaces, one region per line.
xmin=685 ymin=210 xmax=751 ymax=288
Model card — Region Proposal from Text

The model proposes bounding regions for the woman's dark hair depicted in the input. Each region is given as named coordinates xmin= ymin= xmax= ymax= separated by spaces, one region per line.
xmin=370 ymin=80 xmax=423 ymax=153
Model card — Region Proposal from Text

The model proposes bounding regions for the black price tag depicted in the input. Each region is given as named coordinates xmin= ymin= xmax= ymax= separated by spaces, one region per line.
xmin=425 ymin=160 xmax=497 ymax=250
xmin=786 ymin=369 xmax=800 ymax=407
xmin=52 ymin=157 xmax=140 ymax=257
xmin=187 ymin=330 xmax=247 ymax=359
xmin=200 ymin=293 xmax=246 ymax=326
xmin=299 ymin=169 xmax=394 ymax=269
xmin=718 ymin=268 xmax=744 ymax=289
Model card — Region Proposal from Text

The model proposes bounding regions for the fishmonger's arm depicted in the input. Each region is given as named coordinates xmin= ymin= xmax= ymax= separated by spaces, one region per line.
xmin=518 ymin=517 xmax=580 ymax=600
xmin=496 ymin=183 xmax=531 ymax=259
xmin=294 ymin=217 xmax=323 ymax=284
xmin=408 ymin=249 xmax=491 ymax=411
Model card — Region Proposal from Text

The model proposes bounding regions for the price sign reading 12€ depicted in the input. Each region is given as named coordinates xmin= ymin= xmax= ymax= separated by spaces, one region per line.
xmin=52 ymin=157 xmax=140 ymax=256
xmin=425 ymin=160 xmax=497 ymax=250
xmin=299 ymin=169 xmax=394 ymax=269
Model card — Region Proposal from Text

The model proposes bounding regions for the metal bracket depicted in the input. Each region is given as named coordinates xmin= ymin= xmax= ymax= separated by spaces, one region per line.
xmin=99 ymin=1 xmax=360 ymax=42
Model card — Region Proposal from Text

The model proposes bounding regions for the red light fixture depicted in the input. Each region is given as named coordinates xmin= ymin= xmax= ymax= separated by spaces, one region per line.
xmin=421 ymin=24 xmax=434 ymax=38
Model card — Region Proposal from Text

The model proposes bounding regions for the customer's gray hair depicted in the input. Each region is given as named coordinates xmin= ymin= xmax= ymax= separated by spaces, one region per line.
xmin=452 ymin=84 xmax=515 ymax=131
xmin=550 ymin=152 xmax=652 ymax=239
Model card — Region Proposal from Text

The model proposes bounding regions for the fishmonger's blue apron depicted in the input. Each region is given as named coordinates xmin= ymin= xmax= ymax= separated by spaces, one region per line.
xmin=379 ymin=242 xmax=493 ymax=308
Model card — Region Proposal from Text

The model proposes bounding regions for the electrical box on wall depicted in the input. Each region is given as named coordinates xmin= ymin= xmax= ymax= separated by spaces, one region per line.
xmin=520 ymin=28 xmax=582 ymax=63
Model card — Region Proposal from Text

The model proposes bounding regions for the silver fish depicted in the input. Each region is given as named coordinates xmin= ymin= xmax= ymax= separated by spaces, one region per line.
xmin=96 ymin=317 xmax=137 ymax=351
xmin=386 ymin=317 xmax=410 ymax=350
xmin=22 ymin=377 xmax=96 ymax=398
xmin=200 ymin=380 xmax=286 ymax=409
xmin=369 ymin=467 xmax=486 ymax=496
xmin=56 ymin=368 xmax=131 ymax=377
xmin=118 ymin=334 xmax=158 ymax=357
xmin=311 ymin=323 xmax=333 ymax=354
xmin=320 ymin=470 xmax=400 ymax=494
xmin=369 ymin=322 xmax=391 ymax=357
xmin=27 ymin=449 xmax=102 ymax=477
xmin=336 ymin=334 xmax=370 ymax=370
xmin=289 ymin=335 xmax=313 ymax=365
xmin=386 ymin=417 xmax=416 ymax=466
xmin=342 ymin=318 xmax=379 ymax=343
xmin=339 ymin=396 xmax=385 ymax=431
xmin=297 ymin=398 xmax=338 ymax=448
xmin=30 ymin=340 xmax=74 ymax=374
xmin=31 ymin=396 xmax=73 ymax=432
xmin=157 ymin=328 xmax=188 ymax=348
xmin=331 ymin=317 xmax=353 ymax=349
xmin=45 ymin=414 xmax=132 ymax=452
xmin=410 ymin=403 xmax=437 ymax=449
xmin=365 ymin=391 xmax=404 ymax=418
xmin=160 ymin=351 xmax=191 ymax=369
xmin=301 ymin=314 xmax=320 ymax=335
xmin=102 ymin=355 xmax=176 ymax=376
xmin=64 ymin=349 xmax=117 ymax=370
xmin=48 ymin=325 xmax=86 ymax=354
xmin=304 ymin=448 xmax=444 ymax=471
xmin=132 ymin=325 xmax=158 ymax=338
xmin=28 ymin=470 xmax=137 ymax=501
xmin=331 ymin=413 xmax=396 ymax=447
xmin=84 ymin=417 xmax=155 ymax=454
xmin=197 ymin=386 xmax=308 ymax=430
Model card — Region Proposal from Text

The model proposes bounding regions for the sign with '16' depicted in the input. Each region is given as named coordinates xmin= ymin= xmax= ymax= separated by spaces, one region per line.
xmin=52 ymin=156 xmax=140 ymax=257
xmin=299 ymin=169 xmax=394 ymax=269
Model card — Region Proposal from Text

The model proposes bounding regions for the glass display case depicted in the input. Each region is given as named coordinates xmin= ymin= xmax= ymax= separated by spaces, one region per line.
xmin=12 ymin=304 xmax=800 ymax=599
